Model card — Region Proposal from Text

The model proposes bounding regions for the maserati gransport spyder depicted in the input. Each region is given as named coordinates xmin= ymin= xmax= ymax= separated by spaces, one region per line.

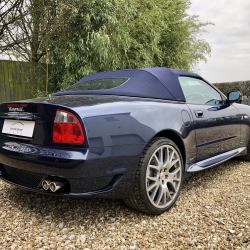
xmin=0 ymin=67 xmax=248 ymax=214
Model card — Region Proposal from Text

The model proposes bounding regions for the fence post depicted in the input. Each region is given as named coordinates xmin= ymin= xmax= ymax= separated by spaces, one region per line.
xmin=242 ymin=96 xmax=248 ymax=105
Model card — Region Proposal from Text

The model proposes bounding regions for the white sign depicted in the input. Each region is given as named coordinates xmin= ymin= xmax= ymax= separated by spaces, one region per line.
xmin=2 ymin=120 xmax=35 ymax=138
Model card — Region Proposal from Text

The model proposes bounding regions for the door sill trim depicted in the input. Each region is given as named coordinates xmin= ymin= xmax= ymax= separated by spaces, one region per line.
xmin=187 ymin=147 xmax=246 ymax=173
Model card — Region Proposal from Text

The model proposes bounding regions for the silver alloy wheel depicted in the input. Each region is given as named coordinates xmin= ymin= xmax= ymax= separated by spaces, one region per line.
xmin=146 ymin=145 xmax=182 ymax=208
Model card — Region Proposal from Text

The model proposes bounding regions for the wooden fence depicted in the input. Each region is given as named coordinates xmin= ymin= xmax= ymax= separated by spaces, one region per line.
xmin=0 ymin=60 xmax=47 ymax=103
xmin=241 ymin=96 xmax=250 ymax=105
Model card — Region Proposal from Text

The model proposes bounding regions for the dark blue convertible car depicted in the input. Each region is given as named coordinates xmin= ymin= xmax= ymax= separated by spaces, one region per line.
xmin=0 ymin=67 xmax=248 ymax=214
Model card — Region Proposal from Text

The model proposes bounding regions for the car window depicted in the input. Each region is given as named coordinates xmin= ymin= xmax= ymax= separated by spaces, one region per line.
xmin=179 ymin=76 xmax=223 ymax=105
xmin=64 ymin=78 xmax=129 ymax=91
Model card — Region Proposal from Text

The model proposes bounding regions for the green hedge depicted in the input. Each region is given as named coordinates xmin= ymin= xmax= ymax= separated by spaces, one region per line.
xmin=213 ymin=81 xmax=250 ymax=96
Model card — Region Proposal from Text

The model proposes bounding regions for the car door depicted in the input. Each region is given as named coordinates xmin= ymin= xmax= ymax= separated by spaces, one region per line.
xmin=179 ymin=76 xmax=241 ymax=162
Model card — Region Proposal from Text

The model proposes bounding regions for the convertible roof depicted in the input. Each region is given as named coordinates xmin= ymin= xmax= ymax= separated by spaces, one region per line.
xmin=53 ymin=67 xmax=202 ymax=101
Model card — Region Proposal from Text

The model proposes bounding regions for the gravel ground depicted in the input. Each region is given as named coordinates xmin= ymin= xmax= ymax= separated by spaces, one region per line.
xmin=0 ymin=159 xmax=249 ymax=250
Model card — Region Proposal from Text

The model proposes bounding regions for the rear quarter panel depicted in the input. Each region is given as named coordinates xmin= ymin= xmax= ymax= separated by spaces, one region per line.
xmin=71 ymin=98 xmax=196 ymax=169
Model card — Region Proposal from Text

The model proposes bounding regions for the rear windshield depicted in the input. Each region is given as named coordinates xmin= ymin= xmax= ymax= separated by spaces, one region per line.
xmin=64 ymin=78 xmax=129 ymax=91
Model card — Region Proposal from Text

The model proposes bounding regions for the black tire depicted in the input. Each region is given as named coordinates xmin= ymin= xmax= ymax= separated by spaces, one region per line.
xmin=124 ymin=137 xmax=184 ymax=215
xmin=240 ymin=139 xmax=250 ymax=161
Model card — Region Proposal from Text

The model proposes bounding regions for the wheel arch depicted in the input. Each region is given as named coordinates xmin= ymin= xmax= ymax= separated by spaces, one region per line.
xmin=125 ymin=129 xmax=186 ymax=214
xmin=150 ymin=130 xmax=186 ymax=167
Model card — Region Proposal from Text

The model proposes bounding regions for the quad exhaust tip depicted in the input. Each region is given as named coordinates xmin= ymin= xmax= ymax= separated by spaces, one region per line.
xmin=42 ymin=178 xmax=66 ymax=192
xmin=42 ymin=180 xmax=52 ymax=190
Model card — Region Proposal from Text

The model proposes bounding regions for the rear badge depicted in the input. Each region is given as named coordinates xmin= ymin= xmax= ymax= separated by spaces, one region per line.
xmin=8 ymin=107 xmax=24 ymax=112
xmin=6 ymin=103 xmax=28 ymax=112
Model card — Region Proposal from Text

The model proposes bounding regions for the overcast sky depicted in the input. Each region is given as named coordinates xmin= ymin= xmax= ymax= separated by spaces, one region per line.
xmin=188 ymin=0 xmax=250 ymax=83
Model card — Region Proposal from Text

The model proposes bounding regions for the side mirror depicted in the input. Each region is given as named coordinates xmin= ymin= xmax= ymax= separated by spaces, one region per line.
xmin=227 ymin=91 xmax=241 ymax=104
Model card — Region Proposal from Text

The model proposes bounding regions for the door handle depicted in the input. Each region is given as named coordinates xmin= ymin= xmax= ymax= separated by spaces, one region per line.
xmin=195 ymin=110 xmax=203 ymax=118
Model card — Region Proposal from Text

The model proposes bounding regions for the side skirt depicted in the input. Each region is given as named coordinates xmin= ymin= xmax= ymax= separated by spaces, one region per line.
xmin=187 ymin=147 xmax=246 ymax=173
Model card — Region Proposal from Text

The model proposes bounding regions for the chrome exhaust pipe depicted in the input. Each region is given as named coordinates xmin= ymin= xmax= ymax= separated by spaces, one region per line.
xmin=49 ymin=181 xmax=66 ymax=192
xmin=42 ymin=179 xmax=52 ymax=190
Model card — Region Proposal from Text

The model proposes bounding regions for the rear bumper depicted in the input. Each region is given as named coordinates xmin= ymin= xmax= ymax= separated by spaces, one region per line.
xmin=0 ymin=142 xmax=142 ymax=198
xmin=0 ymin=167 xmax=135 ymax=198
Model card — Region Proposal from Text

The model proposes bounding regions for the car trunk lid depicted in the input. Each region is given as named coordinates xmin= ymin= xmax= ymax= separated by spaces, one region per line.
xmin=0 ymin=94 xmax=143 ymax=146
xmin=0 ymin=102 xmax=58 ymax=145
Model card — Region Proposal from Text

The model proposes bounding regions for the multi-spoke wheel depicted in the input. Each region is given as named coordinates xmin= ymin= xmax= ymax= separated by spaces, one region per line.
xmin=124 ymin=137 xmax=183 ymax=214
xmin=146 ymin=144 xmax=182 ymax=209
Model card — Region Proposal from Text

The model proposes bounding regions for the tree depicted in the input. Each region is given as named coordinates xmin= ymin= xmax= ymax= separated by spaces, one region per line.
xmin=50 ymin=0 xmax=211 ymax=87
xmin=0 ymin=0 xmax=68 ymax=62
xmin=1 ymin=0 xmax=212 ymax=89
xmin=0 ymin=0 xmax=24 ymax=42
xmin=0 ymin=0 xmax=78 ymax=93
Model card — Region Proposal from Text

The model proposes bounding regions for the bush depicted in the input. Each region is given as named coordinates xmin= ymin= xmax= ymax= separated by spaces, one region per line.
xmin=213 ymin=81 xmax=250 ymax=96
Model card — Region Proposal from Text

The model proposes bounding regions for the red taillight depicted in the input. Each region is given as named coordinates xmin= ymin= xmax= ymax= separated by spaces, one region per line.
xmin=52 ymin=110 xmax=84 ymax=144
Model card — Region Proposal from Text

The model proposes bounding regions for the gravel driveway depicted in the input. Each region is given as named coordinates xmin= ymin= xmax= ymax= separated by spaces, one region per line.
xmin=0 ymin=159 xmax=249 ymax=249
